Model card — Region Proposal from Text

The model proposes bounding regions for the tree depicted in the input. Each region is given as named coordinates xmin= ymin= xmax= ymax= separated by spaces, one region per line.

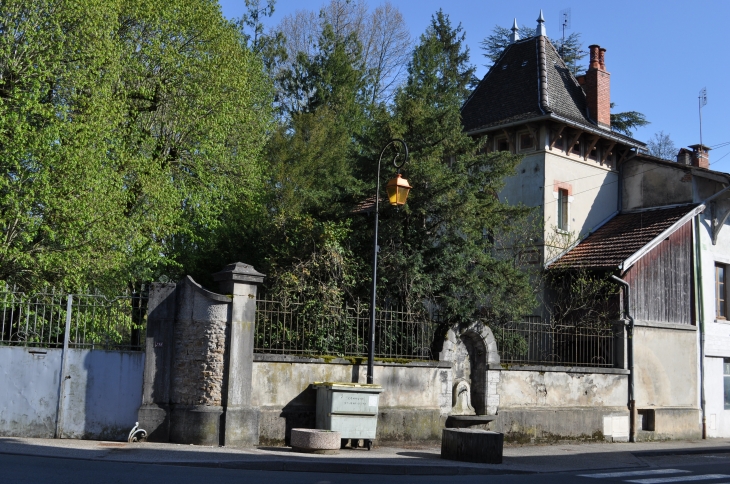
xmin=0 ymin=0 xmax=274 ymax=292
xmin=275 ymin=0 xmax=410 ymax=111
xmin=647 ymin=131 xmax=677 ymax=160
xmin=374 ymin=10 xmax=536 ymax=324
xmin=610 ymin=103 xmax=650 ymax=137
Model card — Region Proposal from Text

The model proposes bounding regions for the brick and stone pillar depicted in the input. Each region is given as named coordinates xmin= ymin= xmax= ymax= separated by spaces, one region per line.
xmin=213 ymin=262 xmax=265 ymax=446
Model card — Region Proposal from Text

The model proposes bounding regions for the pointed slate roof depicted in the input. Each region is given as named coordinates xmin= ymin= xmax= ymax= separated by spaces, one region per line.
xmin=461 ymin=35 xmax=644 ymax=147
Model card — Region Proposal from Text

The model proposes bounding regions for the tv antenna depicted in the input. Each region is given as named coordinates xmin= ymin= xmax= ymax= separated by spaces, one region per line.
xmin=558 ymin=8 xmax=571 ymax=55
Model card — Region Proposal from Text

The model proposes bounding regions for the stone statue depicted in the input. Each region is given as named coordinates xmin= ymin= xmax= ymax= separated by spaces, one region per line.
xmin=451 ymin=380 xmax=476 ymax=416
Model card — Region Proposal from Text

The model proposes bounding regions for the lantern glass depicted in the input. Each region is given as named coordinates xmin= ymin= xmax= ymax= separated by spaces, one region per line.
xmin=385 ymin=174 xmax=412 ymax=206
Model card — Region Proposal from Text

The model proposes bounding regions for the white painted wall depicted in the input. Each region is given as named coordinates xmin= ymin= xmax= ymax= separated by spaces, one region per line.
xmin=0 ymin=346 xmax=144 ymax=440
xmin=699 ymin=208 xmax=730 ymax=436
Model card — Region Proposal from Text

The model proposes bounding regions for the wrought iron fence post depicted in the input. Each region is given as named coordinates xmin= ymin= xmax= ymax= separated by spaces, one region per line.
xmin=54 ymin=295 xmax=73 ymax=439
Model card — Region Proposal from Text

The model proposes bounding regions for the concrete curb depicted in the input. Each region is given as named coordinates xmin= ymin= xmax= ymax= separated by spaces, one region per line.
xmin=0 ymin=451 xmax=532 ymax=475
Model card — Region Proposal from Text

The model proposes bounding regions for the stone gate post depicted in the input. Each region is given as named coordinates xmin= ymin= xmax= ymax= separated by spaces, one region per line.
xmin=213 ymin=262 xmax=265 ymax=446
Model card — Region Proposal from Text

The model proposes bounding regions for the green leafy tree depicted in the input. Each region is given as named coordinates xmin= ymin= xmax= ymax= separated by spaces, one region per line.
xmin=0 ymin=0 xmax=273 ymax=292
xmin=372 ymin=10 xmax=536 ymax=325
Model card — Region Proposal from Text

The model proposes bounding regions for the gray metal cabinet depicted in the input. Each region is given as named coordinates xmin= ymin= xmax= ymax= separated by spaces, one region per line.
xmin=313 ymin=382 xmax=383 ymax=449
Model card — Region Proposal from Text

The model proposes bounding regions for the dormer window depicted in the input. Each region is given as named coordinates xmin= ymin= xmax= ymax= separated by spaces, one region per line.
xmin=521 ymin=60 xmax=528 ymax=67
xmin=502 ymin=64 xmax=508 ymax=70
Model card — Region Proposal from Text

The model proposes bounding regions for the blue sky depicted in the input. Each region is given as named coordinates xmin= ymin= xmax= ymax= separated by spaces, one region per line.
xmin=218 ymin=0 xmax=730 ymax=173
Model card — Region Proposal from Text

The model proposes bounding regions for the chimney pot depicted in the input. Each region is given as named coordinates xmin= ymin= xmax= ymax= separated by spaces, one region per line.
xmin=589 ymin=45 xmax=601 ymax=70
xmin=599 ymin=48 xmax=606 ymax=70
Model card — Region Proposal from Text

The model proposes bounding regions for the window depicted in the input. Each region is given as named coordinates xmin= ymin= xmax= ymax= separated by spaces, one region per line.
xmin=557 ymin=188 xmax=569 ymax=231
xmin=496 ymin=137 xmax=510 ymax=152
xmin=519 ymin=132 xmax=535 ymax=152
xmin=724 ymin=359 xmax=730 ymax=409
xmin=718 ymin=264 xmax=728 ymax=319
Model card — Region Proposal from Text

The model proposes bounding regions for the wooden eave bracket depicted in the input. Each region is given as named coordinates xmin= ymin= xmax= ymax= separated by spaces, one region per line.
xmin=601 ymin=141 xmax=616 ymax=165
xmin=501 ymin=128 xmax=515 ymax=153
xmin=711 ymin=197 xmax=730 ymax=245
xmin=549 ymin=124 xmax=565 ymax=150
xmin=567 ymin=130 xmax=583 ymax=153
xmin=583 ymin=135 xmax=600 ymax=161
xmin=617 ymin=147 xmax=636 ymax=165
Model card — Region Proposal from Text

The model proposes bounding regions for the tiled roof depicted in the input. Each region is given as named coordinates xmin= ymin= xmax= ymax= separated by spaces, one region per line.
xmin=550 ymin=205 xmax=696 ymax=269
xmin=460 ymin=35 xmax=642 ymax=147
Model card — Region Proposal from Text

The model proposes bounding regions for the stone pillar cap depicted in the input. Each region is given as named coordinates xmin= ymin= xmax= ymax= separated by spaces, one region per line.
xmin=212 ymin=262 xmax=265 ymax=284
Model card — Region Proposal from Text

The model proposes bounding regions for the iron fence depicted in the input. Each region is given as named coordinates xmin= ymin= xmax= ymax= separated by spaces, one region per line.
xmin=0 ymin=285 xmax=148 ymax=351
xmin=255 ymin=296 xmax=440 ymax=360
xmin=494 ymin=316 xmax=617 ymax=368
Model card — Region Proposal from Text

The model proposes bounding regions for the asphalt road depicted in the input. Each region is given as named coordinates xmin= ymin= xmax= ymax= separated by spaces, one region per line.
xmin=4 ymin=453 xmax=730 ymax=484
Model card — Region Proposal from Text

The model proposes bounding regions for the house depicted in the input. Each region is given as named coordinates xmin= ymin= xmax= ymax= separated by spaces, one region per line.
xmin=461 ymin=12 xmax=730 ymax=440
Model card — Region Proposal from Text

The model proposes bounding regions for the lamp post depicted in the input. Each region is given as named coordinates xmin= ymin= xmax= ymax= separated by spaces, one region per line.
xmin=367 ymin=139 xmax=411 ymax=384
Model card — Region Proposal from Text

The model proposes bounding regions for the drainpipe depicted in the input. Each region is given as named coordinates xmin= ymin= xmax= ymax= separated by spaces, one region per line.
xmin=611 ymin=275 xmax=636 ymax=443
xmin=693 ymin=216 xmax=707 ymax=439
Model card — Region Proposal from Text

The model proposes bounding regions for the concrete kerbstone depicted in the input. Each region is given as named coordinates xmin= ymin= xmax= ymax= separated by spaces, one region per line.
xmin=290 ymin=429 xmax=341 ymax=454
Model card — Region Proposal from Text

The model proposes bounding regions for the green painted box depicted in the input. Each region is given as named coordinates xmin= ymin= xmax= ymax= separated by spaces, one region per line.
xmin=313 ymin=382 xmax=383 ymax=440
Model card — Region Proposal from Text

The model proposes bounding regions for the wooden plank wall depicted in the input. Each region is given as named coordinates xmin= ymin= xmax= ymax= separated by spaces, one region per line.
xmin=624 ymin=221 xmax=693 ymax=325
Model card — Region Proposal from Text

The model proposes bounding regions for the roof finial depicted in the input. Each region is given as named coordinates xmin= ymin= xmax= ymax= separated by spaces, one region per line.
xmin=536 ymin=9 xmax=547 ymax=37
xmin=510 ymin=18 xmax=520 ymax=43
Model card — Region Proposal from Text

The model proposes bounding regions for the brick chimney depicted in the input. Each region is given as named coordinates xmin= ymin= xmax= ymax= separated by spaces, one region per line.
xmin=583 ymin=45 xmax=611 ymax=129
xmin=687 ymin=144 xmax=711 ymax=169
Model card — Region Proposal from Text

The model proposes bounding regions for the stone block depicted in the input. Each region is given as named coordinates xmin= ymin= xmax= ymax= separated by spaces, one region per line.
xmin=169 ymin=405 xmax=223 ymax=446
xmin=137 ymin=403 xmax=169 ymax=442
xmin=290 ymin=428 xmax=341 ymax=454
xmin=223 ymin=406 xmax=259 ymax=447
xmin=441 ymin=428 xmax=503 ymax=464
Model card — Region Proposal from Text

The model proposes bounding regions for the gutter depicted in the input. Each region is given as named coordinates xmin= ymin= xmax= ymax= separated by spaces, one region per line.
xmin=610 ymin=275 xmax=636 ymax=443
xmin=466 ymin=113 xmax=646 ymax=150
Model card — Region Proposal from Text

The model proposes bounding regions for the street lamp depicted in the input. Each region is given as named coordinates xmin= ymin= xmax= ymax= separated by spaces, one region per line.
xmin=367 ymin=139 xmax=411 ymax=384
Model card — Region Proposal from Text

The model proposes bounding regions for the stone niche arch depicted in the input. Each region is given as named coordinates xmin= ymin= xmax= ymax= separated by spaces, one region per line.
xmin=438 ymin=321 xmax=500 ymax=416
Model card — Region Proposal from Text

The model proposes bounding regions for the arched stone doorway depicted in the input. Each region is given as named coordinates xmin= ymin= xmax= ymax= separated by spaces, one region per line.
xmin=439 ymin=321 xmax=500 ymax=416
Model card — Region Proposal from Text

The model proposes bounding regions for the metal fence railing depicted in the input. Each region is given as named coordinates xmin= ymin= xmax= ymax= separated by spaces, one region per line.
xmin=255 ymin=297 xmax=440 ymax=360
xmin=493 ymin=316 xmax=617 ymax=368
xmin=0 ymin=285 xmax=148 ymax=351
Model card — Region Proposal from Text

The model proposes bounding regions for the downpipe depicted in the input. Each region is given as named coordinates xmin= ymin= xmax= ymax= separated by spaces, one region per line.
xmin=694 ymin=216 xmax=707 ymax=439
xmin=610 ymin=275 xmax=636 ymax=443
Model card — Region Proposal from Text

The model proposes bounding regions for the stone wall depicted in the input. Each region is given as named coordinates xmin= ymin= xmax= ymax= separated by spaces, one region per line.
xmin=171 ymin=278 xmax=230 ymax=406
xmin=252 ymin=355 xmax=451 ymax=445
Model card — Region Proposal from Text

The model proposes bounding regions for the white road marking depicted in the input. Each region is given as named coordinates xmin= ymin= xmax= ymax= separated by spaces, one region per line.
xmin=626 ymin=475 xmax=730 ymax=484
xmin=579 ymin=469 xmax=691 ymax=478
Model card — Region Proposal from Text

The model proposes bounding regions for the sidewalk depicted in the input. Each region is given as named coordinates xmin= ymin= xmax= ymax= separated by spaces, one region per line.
xmin=1 ymin=436 xmax=729 ymax=476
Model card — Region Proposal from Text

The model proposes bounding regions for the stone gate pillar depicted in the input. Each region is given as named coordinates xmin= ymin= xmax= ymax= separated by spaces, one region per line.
xmin=213 ymin=262 xmax=265 ymax=446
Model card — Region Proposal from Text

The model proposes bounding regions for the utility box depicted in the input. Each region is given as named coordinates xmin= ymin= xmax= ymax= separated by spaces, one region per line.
xmin=313 ymin=382 xmax=383 ymax=450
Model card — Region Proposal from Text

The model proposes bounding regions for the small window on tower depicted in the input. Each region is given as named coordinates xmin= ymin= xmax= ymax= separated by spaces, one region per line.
xmin=496 ymin=137 xmax=510 ymax=152
xmin=519 ymin=132 xmax=535 ymax=152
xmin=557 ymin=188 xmax=569 ymax=231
